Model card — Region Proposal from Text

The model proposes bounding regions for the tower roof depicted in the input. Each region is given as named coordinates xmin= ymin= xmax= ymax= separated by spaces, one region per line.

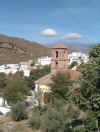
xmin=52 ymin=44 xmax=67 ymax=49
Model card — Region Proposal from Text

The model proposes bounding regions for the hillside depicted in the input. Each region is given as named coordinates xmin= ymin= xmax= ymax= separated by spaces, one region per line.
xmin=0 ymin=34 xmax=50 ymax=64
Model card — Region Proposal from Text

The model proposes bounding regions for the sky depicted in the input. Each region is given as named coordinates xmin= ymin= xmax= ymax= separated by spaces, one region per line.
xmin=0 ymin=0 xmax=100 ymax=45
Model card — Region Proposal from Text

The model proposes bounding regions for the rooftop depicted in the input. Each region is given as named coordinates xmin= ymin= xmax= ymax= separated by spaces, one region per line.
xmin=52 ymin=44 xmax=67 ymax=49
xmin=35 ymin=70 xmax=80 ymax=85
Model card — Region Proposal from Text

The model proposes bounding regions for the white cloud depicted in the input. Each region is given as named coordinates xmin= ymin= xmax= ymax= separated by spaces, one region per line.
xmin=41 ymin=28 xmax=57 ymax=37
xmin=61 ymin=33 xmax=84 ymax=40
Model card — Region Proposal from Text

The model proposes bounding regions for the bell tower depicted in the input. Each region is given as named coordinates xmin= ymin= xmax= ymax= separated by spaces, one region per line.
xmin=51 ymin=44 xmax=68 ymax=73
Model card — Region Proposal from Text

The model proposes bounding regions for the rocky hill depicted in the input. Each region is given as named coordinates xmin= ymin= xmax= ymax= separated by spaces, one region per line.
xmin=0 ymin=34 xmax=50 ymax=64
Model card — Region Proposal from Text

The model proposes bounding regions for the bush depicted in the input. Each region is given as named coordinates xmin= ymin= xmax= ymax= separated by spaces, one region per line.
xmin=29 ymin=110 xmax=40 ymax=130
xmin=41 ymin=107 xmax=70 ymax=132
xmin=11 ymin=102 xmax=27 ymax=121
xmin=73 ymin=126 xmax=86 ymax=132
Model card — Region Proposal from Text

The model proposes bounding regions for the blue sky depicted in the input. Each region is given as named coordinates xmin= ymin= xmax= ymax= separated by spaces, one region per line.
xmin=0 ymin=0 xmax=100 ymax=45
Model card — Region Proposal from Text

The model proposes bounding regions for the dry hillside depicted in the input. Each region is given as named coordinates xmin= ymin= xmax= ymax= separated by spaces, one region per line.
xmin=0 ymin=34 xmax=50 ymax=64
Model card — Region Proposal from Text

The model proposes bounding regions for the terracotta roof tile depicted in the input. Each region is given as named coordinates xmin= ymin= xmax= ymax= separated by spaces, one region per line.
xmin=52 ymin=44 xmax=67 ymax=49
xmin=35 ymin=70 xmax=80 ymax=85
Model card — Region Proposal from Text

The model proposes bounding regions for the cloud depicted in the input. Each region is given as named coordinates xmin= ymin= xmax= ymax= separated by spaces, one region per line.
xmin=41 ymin=28 xmax=57 ymax=37
xmin=61 ymin=33 xmax=84 ymax=40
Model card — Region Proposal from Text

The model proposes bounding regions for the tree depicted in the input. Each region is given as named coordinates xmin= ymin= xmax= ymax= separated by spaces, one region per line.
xmin=51 ymin=72 xmax=72 ymax=105
xmin=75 ymin=44 xmax=100 ymax=130
xmin=11 ymin=102 xmax=27 ymax=121
xmin=0 ymin=73 xmax=7 ymax=93
xmin=28 ymin=65 xmax=50 ymax=89
xmin=69 ymin=61 xmax=78 ymax=69
xmin=89 ymin=44 xmax=100 ymax=58
xmin=4 ymin=74 xmax=29 ymax=105
xmin=41 ymin=103 xmax=80 ymax=132
xmin=31 ymin=61 xmax=35 ymax=66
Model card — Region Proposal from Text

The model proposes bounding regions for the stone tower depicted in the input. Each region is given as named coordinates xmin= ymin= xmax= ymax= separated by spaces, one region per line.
xmin=51 ymin=44 xmax=68 ymax=73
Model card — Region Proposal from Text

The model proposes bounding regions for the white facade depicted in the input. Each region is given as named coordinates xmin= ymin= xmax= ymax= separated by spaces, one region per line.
xmin=68 ymin=52 xmax=89 ymax=65
xmin=36 ymin=56 xmax=51 ymax=66
xmin=0 ymin=97 xmax=10 ymax=115
xmin=36 ymin=52 xmax=89 ymax=67
xmin=0 ymin=60 xmax=33 ymax=77
xmin=0 ymin=107 xmax=10 ymax=115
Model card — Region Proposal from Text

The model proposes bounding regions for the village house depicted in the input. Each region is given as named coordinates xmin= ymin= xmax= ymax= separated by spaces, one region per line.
xmin=35 ymin=51 xmax=88 ymax=66
xmin=35 ymin=44 xmax=80 ymax=105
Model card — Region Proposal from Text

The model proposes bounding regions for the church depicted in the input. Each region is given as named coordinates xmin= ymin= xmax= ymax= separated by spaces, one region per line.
xmin=35 ymin=44 xmax=80 ymax=104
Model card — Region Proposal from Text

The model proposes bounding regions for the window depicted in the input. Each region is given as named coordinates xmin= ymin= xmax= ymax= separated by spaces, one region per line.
xmin=56 ymin=61 xmax=58 ymax=65
xmin=56 ymin=51 xmax=58 ymax=58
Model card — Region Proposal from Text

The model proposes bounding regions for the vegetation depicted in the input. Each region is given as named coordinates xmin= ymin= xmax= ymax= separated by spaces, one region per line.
xmin=89 ymin=44 xmax=100 ymax=58
xmin=4 ymin=73 xmax=29 ymax=105
xmin=0 ymin=44 xmax=100 ymax=131
xmin=11 ymin=102 xmax=27 ymax=121
xmin=51 ymin=72 xmax=72 ymax=104
xmin=0 ymin=34 xmax=50 ymax=64
xmin=28 ymin=65 xmax=50 ymax=89
xmin=29 ymin=110 xmax=40 ymax=130
xmin=69 ymin=61 xmax=78 ymax=69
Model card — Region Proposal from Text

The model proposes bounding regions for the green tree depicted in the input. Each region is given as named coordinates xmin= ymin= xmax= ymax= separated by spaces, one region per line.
xmin=28 ymin=65 xmax=50 ymax=89
xmin=51 ymin=72 xmax=72 ymax=105
xmin=69 ymin=61 xmax=78 ymax=69
xmin=41 ymin=103 xmax=80 ymax=132
xmin=89 ymin=44 xmax=100 ymax=58
xmin=31 ymin=61 xmax=35 ymax=66
xmin=0 ymin=73 xmax=7 ymax=93
xmin=11 ymin=102 xmax=27 ymax=121
xmin=75 ymin=44 xmax=100 ymax=130
xmin=4 ymin=74 xmax=29 ymax=105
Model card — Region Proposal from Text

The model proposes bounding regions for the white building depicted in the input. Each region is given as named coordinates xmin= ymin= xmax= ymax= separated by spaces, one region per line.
xmin=0 ymin=97 xmax=10 ymax=115
xmin=36 ymin=52 xmax=89 ymax=67
xmin=68 ymin=52 xmax=89 ymax=65
xmin=36 ymin=56 xmax=51 ymax=66
xmin=0 ymin=60 xmax=33 ymax=77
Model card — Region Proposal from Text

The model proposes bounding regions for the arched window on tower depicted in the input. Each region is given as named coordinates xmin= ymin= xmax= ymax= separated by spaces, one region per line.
xmin=56 ymin=51 xmax=58 ymax=58
xmin=56 ymin=61 xmax=58 ymax=65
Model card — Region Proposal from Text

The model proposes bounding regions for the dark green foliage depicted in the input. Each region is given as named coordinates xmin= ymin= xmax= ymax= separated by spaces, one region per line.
xmin=84 ymin=111 xmax=97 ymax=131
xmin=89 ymin=44 xmax=100 ymax=58
xmin=51 ymin=72 xmax=72 ymax=103
xmin=31 ymin=61 xmax=35 ymax=66
xmin=73 ymin=126 xmax=86 ymax=132
xmin=29 ymin=65 xmax=50 ymax=89
xmin=4 ymin=75 xmax=29 ymax=105
xmin=74 ymin=44 xmax=100 ymax=130
xmin=69 ymin=61 xmax=78 ymax=69
xmin=0 ymin=73 xmax=7 ymax=92
xmin=41 ymin=104 xmax=80 ymax=132
xmin=11 ymin=102 xmax=27 ymax=121
xmin=29 ymin=110 xmax=40 ymax=130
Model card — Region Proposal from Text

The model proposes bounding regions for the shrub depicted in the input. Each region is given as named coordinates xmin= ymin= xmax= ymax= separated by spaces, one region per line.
xmin=29 ymin=110 xmax=40 ymax=130
xmin=41 ymin=107 xmax=69 ymax=132
xmin=11 ymin=102 xmax=27 ymax=121
xmin=73 ymin=126 xmax=86 ymax=132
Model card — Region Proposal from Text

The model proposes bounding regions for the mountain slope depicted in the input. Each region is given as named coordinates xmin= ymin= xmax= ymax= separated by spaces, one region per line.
xmin=0 ymin=34 xmax=50 ymax=64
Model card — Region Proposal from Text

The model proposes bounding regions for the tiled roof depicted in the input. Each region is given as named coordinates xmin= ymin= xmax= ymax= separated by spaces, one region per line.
xmin=52 ymin=44 xmax=67 ymax=49
xmin=35 ymin=73 xmax=53 ymax=85
xmin=35 ymin=70 xmax=80 ymax=85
